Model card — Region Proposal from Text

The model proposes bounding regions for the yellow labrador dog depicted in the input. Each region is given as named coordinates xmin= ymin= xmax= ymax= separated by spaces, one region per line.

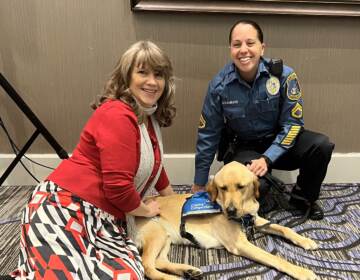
xmin=134 ymin=161 xmax=318 ymax=280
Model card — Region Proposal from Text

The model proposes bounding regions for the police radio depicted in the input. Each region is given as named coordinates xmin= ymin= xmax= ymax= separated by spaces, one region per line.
xmin=268 ymin=58 xmax=283 ymax=78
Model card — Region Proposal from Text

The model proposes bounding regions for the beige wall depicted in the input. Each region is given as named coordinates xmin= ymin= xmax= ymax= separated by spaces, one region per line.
xmin=0 ymin=0 xmax=359 ymax=155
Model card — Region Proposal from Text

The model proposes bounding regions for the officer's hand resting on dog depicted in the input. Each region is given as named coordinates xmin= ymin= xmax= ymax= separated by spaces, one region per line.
xmin=247 ymin=158 xmax=268 ymax=177
xmin=191 ymin=157 xmax=269 ymax=193
xmin=191 ymin=184 xmax=206 ymax=193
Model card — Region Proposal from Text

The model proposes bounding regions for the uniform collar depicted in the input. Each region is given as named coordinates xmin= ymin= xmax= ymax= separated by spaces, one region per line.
xmin=225 ymin=57 xmax=270 ymax=86
xmin=258 ymin=57 xmax=271 ymax=76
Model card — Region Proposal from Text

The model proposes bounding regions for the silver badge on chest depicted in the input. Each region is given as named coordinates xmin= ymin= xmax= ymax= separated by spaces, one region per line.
xmin=266 ymin=76 xmax=280 ymax=96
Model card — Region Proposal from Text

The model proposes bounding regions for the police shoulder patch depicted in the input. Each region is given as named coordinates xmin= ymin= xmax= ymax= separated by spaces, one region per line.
xmin=291 ymin=103 xmax=303 ymax=119
xmin=286 ymin=72 xmax=302 ymax=101
xmin=266 ymin=76 xmax=280 ymax=96
xmin=199 ymin=114 xmax=206 ymax=129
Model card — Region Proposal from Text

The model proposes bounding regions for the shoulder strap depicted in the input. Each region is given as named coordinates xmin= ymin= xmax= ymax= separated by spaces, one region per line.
xmin=180 ymin=196 xmax=201 ymax=247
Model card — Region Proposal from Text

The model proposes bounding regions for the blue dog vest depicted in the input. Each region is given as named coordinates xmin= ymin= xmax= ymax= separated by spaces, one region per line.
xmin=180 ymin=192 xmax=221 ymax=246
xmin=182 ymin=191 xmax=222 ymax=217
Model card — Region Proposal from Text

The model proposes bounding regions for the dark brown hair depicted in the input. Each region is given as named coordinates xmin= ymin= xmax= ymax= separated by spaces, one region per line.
xmin=228 ymin=20 xmax=264 ymax=44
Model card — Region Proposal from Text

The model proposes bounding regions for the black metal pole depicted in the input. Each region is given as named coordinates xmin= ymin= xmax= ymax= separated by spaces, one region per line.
xmin=0 ymin=72 xmax=69 ymax=186
xmin=0 ymin=73 xmax=69 ymax=159
xmin=0 ymin=129 xmax=40 ymax=186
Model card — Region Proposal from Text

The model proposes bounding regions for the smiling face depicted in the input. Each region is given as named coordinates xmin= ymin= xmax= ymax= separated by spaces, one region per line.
xmin=230 ymin=23 xmax=265 ymax=82
xmin=129 ymin=65 xmax=165 ymax=108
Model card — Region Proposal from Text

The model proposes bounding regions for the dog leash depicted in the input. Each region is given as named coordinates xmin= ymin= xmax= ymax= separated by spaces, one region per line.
xmin=229 ymin=214 xmax=276 ymax=243
xmin=229 ymin=215 xmax=264 ymax=241
xmin=244 ymin=160 xmax=311 ymax=227
xmin=243 ymin=161 xmax=308 ymax=205
xmin=261 ymin=172 xmax=312 ymax=228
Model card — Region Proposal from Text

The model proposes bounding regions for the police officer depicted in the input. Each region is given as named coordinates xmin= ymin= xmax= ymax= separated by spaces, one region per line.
xmin=192 ymin=20 xmax=334 ymax=220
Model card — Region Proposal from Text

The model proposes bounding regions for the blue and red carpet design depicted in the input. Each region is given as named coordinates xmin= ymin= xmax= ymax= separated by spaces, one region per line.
xmin=1 ymin=184 xmax=359 ymax=279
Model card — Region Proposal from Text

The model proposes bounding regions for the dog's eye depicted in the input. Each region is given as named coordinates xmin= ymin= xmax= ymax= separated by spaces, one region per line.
xmin=237 ymin=184 xmax=244 ymax=190
xmin=220 ymin=186 xmax=228 ymax=192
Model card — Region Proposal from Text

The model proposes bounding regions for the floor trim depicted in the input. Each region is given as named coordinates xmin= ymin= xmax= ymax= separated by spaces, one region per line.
xmin=1 ymin=153 xmax=359 ymax=185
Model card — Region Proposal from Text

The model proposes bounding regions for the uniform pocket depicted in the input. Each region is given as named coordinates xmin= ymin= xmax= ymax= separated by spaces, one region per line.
xmin=255 ymin=97 xmax=279 ymax=113
xmin=223 ymin=104 xmax=253 ymax=135
xmin=256 ymin=96 xmax=279 ymax=113
xmin=223 ymin=104 xmax=246 ymax=120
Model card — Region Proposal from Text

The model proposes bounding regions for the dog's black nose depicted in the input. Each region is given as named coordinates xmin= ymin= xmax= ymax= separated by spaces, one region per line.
xmin=226 ymin=205 xmax=237 ymax=217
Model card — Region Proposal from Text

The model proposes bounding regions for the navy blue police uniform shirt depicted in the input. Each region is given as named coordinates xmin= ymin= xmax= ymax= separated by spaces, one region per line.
xmin=195 ymin=57 xmax=304 ymax=186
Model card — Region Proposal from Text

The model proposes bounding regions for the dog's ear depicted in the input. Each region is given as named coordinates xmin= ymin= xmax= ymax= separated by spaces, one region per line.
xmin=206 ymin=179 xmax=218 ymax=202
xmin=253 ymin=177 xmax=260 ymax=199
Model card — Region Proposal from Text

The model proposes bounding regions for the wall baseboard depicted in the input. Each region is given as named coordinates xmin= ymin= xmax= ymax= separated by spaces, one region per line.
xmin=1 ymin=153 xmax=359 ymax=186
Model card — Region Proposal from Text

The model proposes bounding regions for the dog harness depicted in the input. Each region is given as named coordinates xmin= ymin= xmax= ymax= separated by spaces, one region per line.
xmin=180 ymin=192 xmax=221 ymax=246
xmin=180 ymin=192 xmax=261 ymax=246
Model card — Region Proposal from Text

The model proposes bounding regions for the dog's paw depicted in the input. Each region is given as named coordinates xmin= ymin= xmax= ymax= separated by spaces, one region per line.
xmin=299 ymin=237 xmax=318 ymax=250
xmin=184 ymin=268 xmax=203 ymax=279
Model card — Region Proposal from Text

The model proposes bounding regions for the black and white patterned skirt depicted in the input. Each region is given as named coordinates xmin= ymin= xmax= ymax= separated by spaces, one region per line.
xmin=12 ymin=181 xmax=144 ymax=280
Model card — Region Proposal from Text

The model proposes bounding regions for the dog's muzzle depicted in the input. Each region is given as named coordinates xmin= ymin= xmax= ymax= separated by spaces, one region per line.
xmin=226 ymin=205 xmax=237 ymax=218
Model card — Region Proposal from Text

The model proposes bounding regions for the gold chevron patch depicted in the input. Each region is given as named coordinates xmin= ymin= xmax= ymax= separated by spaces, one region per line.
xmin=199 ymin=114 xmax=206 ymax=129
xmin=291 ymin=103 xmax=303 ymax=119
xmin=281 ymin=125 xmax=301 ymax=145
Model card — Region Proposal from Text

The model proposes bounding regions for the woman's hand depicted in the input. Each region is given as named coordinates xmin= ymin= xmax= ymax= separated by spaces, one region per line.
xmin=143 ymin=199 xmax=161 ymax=217
xmin=127 ymin=200 xmax=161 ymax=217
xmin=158 ymin=185 xmax=175 ymax=196
xmin=247 ymin=158 xmax=268 ymax=177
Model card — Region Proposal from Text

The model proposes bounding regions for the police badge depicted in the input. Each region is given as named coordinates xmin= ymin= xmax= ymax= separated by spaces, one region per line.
xmin=266 ymin=76 xmax=280 ymax=96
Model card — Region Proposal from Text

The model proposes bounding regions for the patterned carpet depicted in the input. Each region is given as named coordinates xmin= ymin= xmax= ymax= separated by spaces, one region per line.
xmin=0 ymin=184 xmax=359 ymax=279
